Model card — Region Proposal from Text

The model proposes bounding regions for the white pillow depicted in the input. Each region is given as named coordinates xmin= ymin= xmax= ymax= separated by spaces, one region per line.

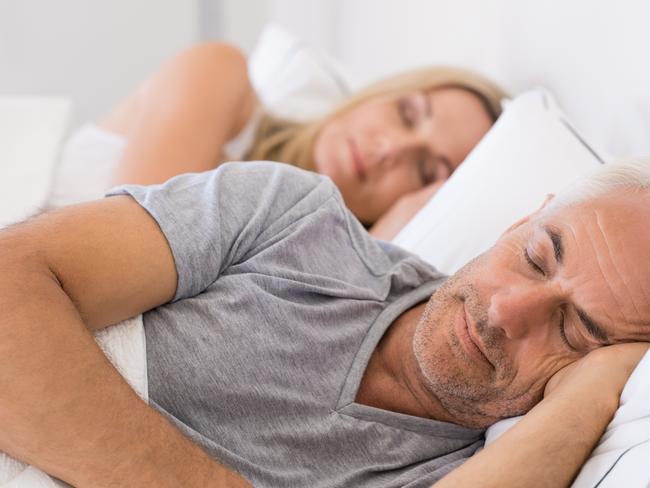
xmin=0 ymin=96 xmax=71 ymax=227
xmin=248 ymin=23 xmax=359 ymax=122
xmin=392 ymin=88 xmax=605 ymax=275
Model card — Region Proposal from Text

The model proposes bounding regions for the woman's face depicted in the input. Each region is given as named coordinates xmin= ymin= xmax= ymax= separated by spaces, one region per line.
xmin=312 ymin=87 xmax=494 ymax=224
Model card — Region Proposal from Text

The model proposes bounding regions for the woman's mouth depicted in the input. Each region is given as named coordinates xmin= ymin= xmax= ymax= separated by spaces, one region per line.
xmin=348 ymin=138 xmax=367 ymax=181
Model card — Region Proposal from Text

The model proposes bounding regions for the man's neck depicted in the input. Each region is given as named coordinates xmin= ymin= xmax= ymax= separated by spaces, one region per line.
xmin=355 ymin=302 xmax=457 ymax=424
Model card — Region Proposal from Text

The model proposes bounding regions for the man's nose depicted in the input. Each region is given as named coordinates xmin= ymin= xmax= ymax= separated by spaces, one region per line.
xmin=486 ymin=286 xmax=555 ymax=339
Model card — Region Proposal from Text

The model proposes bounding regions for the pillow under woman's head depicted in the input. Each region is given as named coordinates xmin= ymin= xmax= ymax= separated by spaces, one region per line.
xmin=392 ymin=88 xmax=605 ymax=274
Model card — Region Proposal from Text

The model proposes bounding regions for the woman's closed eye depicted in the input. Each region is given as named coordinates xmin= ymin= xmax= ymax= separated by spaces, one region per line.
xmin=398 ymin=98 xmax=417 ymax=128
xmin=417 ymin=157 xmax=437 ymax=185
xmin=417 ymin=154 xmax=452 ymax=186
xmin=398 ymin=92 xmax=430 ymax=129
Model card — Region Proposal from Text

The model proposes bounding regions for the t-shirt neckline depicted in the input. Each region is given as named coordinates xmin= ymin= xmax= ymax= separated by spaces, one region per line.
xmin=335 ymin=278 xmax=484 ymax=439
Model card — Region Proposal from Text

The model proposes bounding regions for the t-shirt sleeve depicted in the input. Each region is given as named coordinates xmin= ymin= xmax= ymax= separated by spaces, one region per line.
xmin=106 ymin=162 xmax=337 ymax=302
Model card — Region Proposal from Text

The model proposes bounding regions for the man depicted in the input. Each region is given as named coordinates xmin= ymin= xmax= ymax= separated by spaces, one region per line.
xmin=0 ymin=159 xmax=649 ymax=487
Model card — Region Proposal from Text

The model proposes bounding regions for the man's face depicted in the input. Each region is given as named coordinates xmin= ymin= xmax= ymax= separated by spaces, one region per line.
xmin=412 ymin=190 xmax=650 ymax=428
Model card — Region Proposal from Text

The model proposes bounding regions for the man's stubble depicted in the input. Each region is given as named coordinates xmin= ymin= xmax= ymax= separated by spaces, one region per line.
xmin=412 ymin=258 xmax=544 ymax=428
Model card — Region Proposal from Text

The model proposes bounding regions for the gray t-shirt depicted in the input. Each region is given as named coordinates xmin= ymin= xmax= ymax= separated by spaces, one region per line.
xmin=109 ymin=162 xmax=483 ymax=488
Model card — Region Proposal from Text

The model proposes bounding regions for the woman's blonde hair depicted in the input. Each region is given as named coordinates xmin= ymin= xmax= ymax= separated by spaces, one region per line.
xmin=245 ymin=66 xmax=507 ymax=170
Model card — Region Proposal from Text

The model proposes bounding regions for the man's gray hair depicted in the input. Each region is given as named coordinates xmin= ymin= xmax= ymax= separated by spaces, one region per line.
xmin=543 ymin=158 xmax=650 ymax=216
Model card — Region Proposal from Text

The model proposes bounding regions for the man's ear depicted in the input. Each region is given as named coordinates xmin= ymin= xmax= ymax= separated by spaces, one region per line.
xmin=503 ymin=193 xmax=555 ymax=234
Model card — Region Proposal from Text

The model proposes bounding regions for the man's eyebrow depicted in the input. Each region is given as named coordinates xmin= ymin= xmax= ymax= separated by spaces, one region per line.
xmin=575 ymin=307 xmax=610 ymax=344
xmin=544 ymin=226 xmax=564 ymax=265
xmin=542 ymin=225 xmax=607 ymax=343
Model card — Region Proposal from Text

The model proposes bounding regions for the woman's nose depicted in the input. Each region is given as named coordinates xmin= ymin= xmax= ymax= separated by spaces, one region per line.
xmin=373 ymin=131 xmax=422 ymax=167
xmin=487 ymin=286 xmax=555 ymax=339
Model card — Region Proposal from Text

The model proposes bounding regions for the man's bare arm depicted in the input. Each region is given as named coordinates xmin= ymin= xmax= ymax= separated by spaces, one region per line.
xmin=0 ymin=197 xmax=251 ymax=487
xmin=433 ymin=343 xmax=649 ymax=488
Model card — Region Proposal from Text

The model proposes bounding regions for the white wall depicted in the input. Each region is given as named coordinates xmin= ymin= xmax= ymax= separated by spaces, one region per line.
xmin=0 ymin=0 xmax=338 ymax=129
xmin=335 ymin=0 xmax=510 ymax=84
xmin=3 ymin=0 xmax=648 ymax=157
xmin=0 ymin=0 xmax=200 ymax=128
xmin=266 ymin=0 xmax=340 ymax=55
xmin=332 ymin=0 xmax=650 ymax=157
xmin=212 ymin=0 xmax=340 ymax=55
xmin=206 ymin=0 xmax=270 ymax=52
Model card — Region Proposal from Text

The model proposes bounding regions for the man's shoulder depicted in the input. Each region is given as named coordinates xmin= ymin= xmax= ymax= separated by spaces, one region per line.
xmin=221 ymin=160 xmax=336 ymax=193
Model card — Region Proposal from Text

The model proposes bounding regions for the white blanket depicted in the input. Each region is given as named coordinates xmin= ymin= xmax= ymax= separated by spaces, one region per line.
xmin=0 ymin=316 xmax=147 ymax=487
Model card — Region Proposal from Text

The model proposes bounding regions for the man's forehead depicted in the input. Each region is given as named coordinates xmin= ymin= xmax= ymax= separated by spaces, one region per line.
xmin=544 ymin=189 xmax=650 ymax=240
xmin=542 ymin=190 xmax=650 ymax=341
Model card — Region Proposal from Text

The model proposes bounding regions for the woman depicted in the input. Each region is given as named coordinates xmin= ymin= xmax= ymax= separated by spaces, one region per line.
xmin=47 ymin=42 xmax=505 ymax=239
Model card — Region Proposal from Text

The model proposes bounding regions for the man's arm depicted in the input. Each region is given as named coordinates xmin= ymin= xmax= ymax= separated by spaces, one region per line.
xmin=0 ymin=197 xmax=251 ymax=487
xmin=432 ymin=343 xmax=649 ymax=488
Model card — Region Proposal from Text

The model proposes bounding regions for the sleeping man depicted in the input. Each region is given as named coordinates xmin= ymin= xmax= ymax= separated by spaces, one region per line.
xmin=0 ymin=159 xmax=649 ymax=488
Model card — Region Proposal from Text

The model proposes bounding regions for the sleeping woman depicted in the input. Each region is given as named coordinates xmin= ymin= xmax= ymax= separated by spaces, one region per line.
xmin=47 ymin=42 xmax=505 ymax=239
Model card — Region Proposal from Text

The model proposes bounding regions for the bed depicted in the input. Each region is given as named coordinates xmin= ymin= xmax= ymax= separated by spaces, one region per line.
xmin=1 ymin=4 xmax=650 ymax=485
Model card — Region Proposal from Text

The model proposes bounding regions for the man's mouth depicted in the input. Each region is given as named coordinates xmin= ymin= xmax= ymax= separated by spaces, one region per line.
xmin=456 ymin=303 xmax=494 ymax=369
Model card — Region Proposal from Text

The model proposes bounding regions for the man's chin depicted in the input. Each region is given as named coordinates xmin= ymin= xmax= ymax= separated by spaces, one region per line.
xmin=427 ymin=372 xmax=545 ymax=429
xmin=445 ymin=410 xmax=504 ymax=430
xmin=413 ymin=326 xmax=543 ymax=428
xmin=412 ymin=261 xmax=545 ymax=428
